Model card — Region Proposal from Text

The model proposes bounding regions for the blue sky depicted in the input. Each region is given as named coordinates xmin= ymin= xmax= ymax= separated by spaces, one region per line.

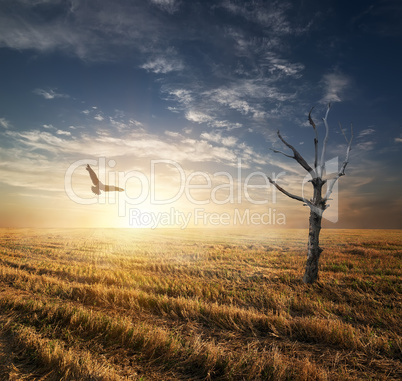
xmin=0 ymin=0 xmax=401 ymax=228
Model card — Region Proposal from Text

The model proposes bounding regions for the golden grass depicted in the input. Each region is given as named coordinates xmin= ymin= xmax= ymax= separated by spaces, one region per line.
xmin=0 ymin=228 xmax=401 ymax=380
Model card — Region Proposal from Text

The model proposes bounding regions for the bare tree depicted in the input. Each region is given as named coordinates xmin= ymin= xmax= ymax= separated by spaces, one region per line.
xmin=268 ymin=105 xmax=353 ymax=284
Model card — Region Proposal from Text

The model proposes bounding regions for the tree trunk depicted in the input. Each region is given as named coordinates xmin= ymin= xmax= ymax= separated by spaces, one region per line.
xmin=267 ymin=107 xmax=352 ymax=284
xmin=303 ymin=209 xmax=323 ymax=284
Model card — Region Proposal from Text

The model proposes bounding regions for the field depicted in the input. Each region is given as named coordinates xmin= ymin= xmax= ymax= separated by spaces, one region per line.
xmin=0 ymin=228 xmax=401 ymax=380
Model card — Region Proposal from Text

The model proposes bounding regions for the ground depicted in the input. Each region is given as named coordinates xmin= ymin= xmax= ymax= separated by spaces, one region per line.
xmin=0 ymin=228 xmax=401 ymax=380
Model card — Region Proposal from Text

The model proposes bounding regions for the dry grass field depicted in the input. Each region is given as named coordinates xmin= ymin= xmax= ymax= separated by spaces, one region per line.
xmin=0 ymin=228 xmax=400 ymax=380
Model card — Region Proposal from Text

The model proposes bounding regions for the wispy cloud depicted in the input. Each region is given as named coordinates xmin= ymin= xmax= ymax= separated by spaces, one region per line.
xmin=358 ymin=128 xmax=375 ymax=138
xmin=356 ymin=141 xmax=375 ymax=151
xmin=263 ymin=54 xmax=305 ymax=78
xmin=210 ymin=121 xmax=243 ymax=130
xmin=200 ymin=131 xmax=238 ymax=147
xmin=320 ymin=72 xmax=351 ymax=103
xmin=3 ymin=109 xmax=278 ymax=177
xmin=165 ymin=130 xmax=182 ymax=138
xmin=184 ymin=109 xmax=243 ymax=131
xmin=56 ymin=130 xmax=71 ymax=136
xmin=0 ymin=118 xmax=12 ymax=129
xmin=149 ymin=0 xmax=180 ymax=14
xmin=0 ymin=1 xmax=175 ymax=61
xmin=185 ymin=110 xmax=214 ymax=124
xmin=166 ymin=88 xmax=193 ymax=106
xmin=221 ymin=1 xmax=308 ymax=35
xmin=205 ymin=79 xmax=294 ymax=120
xmin=4 ymin=127 xmax=239 ymax=169
xmin=356 ymin=127 xmax=375 ymax=151
xmin=33 ymin=88 xmax=69 ymax=100
xmin=0 ymin=13 xmax=77 ymax=53
xmin=141 ymin=56 xmax=184 ymax=74
xmin=2 ymin=0 xmax=308 ymax=135
xmin=108 ymin=116 xmax=143 ymax=132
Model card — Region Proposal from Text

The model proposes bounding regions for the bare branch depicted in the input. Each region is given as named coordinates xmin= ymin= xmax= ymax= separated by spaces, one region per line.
xmin=268 ymin=177 xmax=312 ymax=207
xmin=339 ymin=123 xmax=353 ymax=176
xmin=309 ymin=107 xmax=319 ymax=171
xmin=323 ymin=178 xmax=337 ymax=201
xmin=338 ymin=122 xmax=348 ymax=143
xmin=276 ymin=130 xmax=315 ymax=176
xmin=308 ymin=107 xmax=316 ymax=131
xmin=324 ymin=123 xmax=353 ymax=201
xmin=320 ymin=103 xmax=331 ymax=177
xmin=269 ymin=148 xmax=293 ymax=159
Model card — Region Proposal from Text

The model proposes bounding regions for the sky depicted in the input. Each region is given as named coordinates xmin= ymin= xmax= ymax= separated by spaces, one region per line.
xmin=0 ymin=0 xmax=401 ymax=229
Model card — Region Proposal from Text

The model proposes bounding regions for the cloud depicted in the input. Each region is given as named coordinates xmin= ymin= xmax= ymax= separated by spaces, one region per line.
xmin=395 ymin=137 xmax=402 ymax=143
xmin=211 ymin=91 xmax=254 ymax=115
xmin=320 ymin=73 xmax=351 ymax=103
xmin=200 ymin=131 xmax=238 ymax=147
xmin=183 ymin=109 xmax=243 ymax=131
xmin=94 ymin=114 xmax=104 ymax=121
xmin=263 ymin=54 xmax=305 ymax=78
xmin=5 ymin=130 xmax=65 ymax=154
xmin=56 ymin=130 xmax=71 ymax=136
xmin=0 ymin=0 xmax=177 ymax=62
xmin=1 ymin=0 xmax=306 ymax=136
xmin=221 ymin=0 xmax=315 ymax=39
xmin=205 ymin=80 xmax=294 ymax=120
xmin=356 ymin=141 xmax=375 ymax=151
xmin=141 ymin=56 xmax=184 ymax=74
xmin=109 ymin=117 xmax=128 ymax=131
xmin=210 ymin=121 xmax=243 ymax=130
xmin=3 ymin=114 xmax=278 ymax=177
xmin=222 ymin=1 xmax=290 ymax=34
xmin=129 ymin=119 xmax=143 ymax=127
xmin=4 ymin=126 xmax=237 ymax=165
xmin=165 ymin=130 xmax=182 ymax=138
xmin=33 ymin=88 xmax=69 ymax=100
xmin=149 ymin=0 xmax=180 ymax=14
xmin=166 ymin=89 xmax=193 ymax=106
xmin=358 ymin=128 xmax=375 ymax=138
xmin=0 ymin=13 xmax=76 ymax=53
xmin=356 ymin=127 xmax=375 ymax=151
xmin=0 ymin=118 xmax=12 ymax=129
xmin=185 ymin=110 xmax=214 ymax=124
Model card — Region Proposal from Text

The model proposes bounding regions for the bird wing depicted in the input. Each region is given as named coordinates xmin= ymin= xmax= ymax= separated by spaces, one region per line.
xmin=103 ymin=185 xmax=124 ymax=192
xmin=86 ymin=164 xmax=123 ymax=194
xmin=86 ymin=165 xmax=99 ymax=186
xmin=91 ymin=186 xmax=101 ymax=195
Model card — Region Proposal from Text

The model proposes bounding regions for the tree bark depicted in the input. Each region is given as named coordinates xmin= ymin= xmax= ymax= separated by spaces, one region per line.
xmin=303 ymin=209 xmax=323 ymax=284
xmin=268 ymin=107 xmax=352 ymax=284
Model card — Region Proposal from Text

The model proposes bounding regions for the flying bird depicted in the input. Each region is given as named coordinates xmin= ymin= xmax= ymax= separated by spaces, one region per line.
xmin=86 ymin=164 xmax=124 ymax=195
